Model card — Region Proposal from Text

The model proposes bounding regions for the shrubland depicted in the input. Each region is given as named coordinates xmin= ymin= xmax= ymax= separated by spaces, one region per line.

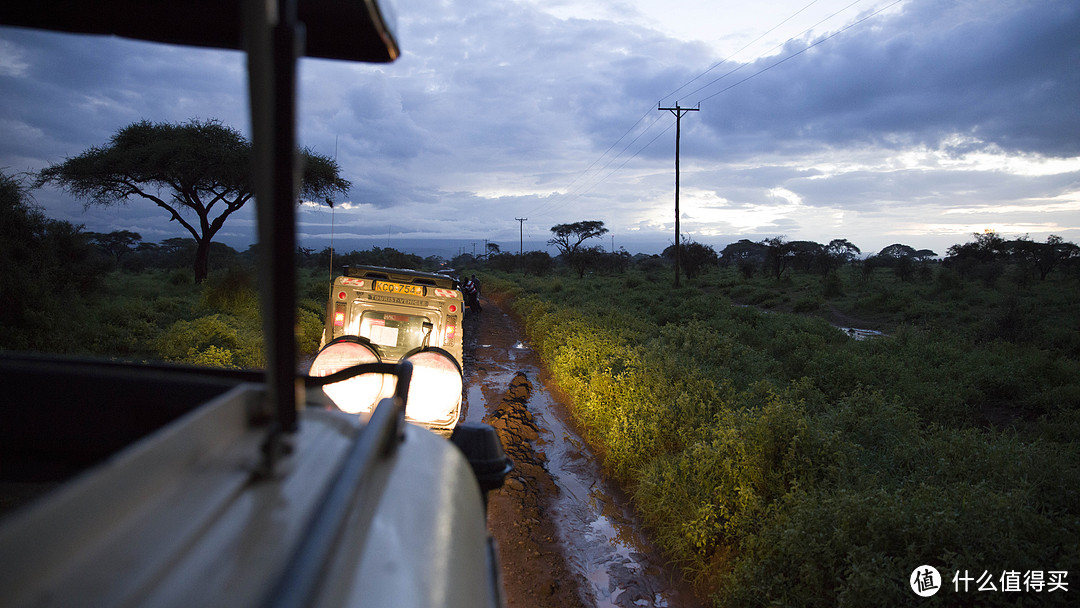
xmin=4 ymin=181 xmax=1077 ymax=605
xmin=1 ymin=263 xmax=331 ymax=369
xmin=482 ymin=263 xmax=1079 ymax=607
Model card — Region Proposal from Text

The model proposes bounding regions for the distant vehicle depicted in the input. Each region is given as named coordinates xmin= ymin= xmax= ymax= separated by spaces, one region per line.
xmin=436 ymin=267 xmax=462 ymax=286
xmin=310 ymin=265 xmax=466 ymax=434
xmin=0 ymin=1 xmax=510 ymax=607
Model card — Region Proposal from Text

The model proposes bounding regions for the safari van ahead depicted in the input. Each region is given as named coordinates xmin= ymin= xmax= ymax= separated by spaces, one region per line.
xmin=309 ymin=265 xmax=466 ymax=434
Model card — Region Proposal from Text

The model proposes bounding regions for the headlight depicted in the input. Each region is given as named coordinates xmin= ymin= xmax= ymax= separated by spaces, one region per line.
xmin=402 ymin=348 xmax=462 ymax=427
xmin=308 ymin=338 xmax=385 ymax=414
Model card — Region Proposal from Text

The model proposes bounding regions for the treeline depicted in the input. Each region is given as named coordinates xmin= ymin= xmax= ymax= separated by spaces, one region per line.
xmin=0 ymin=171 xmax=435 ymax=359
xmin=1 ymin=173 xmax=107 ymax=351
xmin=84 ymin=232 xmax=450 ymax=276
xmin=456 ymin=233 xmax=1080 ymax=286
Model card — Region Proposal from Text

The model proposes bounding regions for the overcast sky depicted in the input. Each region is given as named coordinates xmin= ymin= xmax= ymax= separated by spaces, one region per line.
xmin=1 ymin=0 xmax=1078 ymax=259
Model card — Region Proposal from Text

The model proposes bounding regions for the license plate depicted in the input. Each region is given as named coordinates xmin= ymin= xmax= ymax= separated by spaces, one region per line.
xmin=375 ymin=281 xmax=425 ymax=296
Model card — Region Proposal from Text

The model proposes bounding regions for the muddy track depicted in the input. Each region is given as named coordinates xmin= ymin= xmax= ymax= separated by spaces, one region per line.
xmin=462 ymin=296 xmax=700 ymax=608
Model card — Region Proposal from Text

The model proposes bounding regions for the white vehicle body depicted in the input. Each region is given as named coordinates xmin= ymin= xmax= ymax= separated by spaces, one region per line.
xmin=0 ymin=0 xmax=510 ymax=606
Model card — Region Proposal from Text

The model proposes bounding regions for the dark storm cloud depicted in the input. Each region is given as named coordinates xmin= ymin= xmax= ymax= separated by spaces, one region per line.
xmin=1 ymin=0 xmax=1077 ymax=255
xmin=0 ymin=27 xmax=247 ymax=163
xmin=689 ymin=0 xmax=1080 ymax=159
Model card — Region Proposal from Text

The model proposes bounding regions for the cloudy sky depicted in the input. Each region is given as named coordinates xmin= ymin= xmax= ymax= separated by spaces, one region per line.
xmin=1 ymin=0 xmax=1078 ymax=259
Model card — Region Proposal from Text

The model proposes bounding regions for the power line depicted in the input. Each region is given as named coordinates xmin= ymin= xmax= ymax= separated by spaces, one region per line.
xmin=536 ymin=0 xmax=901 ymax=221
xmin=530 ymin=120 xmax=675 ymax=221
xmin=524 ymin=110 xmax=666 ymax=219
xmin=694 ymin=0 xmax=904 ymax=105
xmin=659 ymin=0 xmax=825 ymax=104
xmin=680 ymin=0 xmax=866 ymax=104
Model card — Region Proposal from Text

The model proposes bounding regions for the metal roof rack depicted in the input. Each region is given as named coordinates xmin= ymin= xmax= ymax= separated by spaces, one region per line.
xmin=343 ymin=264 xmax=458 ymax=289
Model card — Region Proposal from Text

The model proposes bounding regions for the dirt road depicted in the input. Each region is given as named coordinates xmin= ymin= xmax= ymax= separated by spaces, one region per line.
xmin=462 ymin=296 xmax=701 ymax=608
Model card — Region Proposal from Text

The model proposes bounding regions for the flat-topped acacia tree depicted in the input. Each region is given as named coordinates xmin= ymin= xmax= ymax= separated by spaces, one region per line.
xmin=38 ymin=118 xmax=349 ymax=283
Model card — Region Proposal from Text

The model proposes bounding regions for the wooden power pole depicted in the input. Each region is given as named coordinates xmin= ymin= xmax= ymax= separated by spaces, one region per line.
xmin=515 ymin=217 xmax=527 ymax=257
xmin=658 ymin=103 xmax=698 ymax=287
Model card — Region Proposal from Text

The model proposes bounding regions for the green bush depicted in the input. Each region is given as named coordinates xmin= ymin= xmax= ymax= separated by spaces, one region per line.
xmin=489 ymin=263 xmax=1080 ymax=606
xmin=155 ymin=313 xmax=264 ymax=369
xmin=295 ymin=307 xmax=324 ymax=356
xmin=793 ymin=294 xmax=823 ymax=312
xmin=200 ymin=266 xmax=260 ymax=321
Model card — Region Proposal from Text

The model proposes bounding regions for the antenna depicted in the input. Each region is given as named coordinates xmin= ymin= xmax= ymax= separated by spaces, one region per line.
xmin=329 ymin=134 xmax=339 ymax=281
xmin=327 ymin=198 xmax=335 ymax=281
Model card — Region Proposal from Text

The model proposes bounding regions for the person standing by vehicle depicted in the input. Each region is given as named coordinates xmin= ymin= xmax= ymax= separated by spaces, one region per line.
xmin=464 ymin=274 xmax=482 ymax=312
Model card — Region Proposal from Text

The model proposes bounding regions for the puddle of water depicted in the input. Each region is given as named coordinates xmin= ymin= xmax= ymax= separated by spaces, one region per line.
xmin=465 ymin=312 xmax=695 ymax=608
xmin=529 ymin=386 xmax=675 ymax=608
xmin=464 ymin=368 xmax=517 ymax=425
xmin=837 ymin=326 xmax=886 ymax=340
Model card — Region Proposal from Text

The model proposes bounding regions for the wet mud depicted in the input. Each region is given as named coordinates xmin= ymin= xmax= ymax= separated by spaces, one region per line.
xmin=463 ymin=297 xmax=701 ymax=608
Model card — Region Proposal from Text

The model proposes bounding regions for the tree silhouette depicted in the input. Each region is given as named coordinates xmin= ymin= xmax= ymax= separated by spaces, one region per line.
xmin=663 ymin=239 xmax=717 ymax=279
xmin=548 ymin=220 xmax=608 ymax=278
xmin=762 ymin=236 xmax=795 ymax=280
xmin=1014 ymin=235 xmax=1079 ymax=280
xmin=548 ymin=220 xmax=608 ymax=256
xmin=37 ymin=119 xmax=349 ymax=282
xmin=1 ymin=170 xmax=100 ymax=350
xmin=86 ymin=230 xmax=142 ymax=263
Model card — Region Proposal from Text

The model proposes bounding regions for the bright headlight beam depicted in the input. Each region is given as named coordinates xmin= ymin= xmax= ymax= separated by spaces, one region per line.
xmin=402 ymin=349 xmax=462 ymax=426
xmin=309 ymin=339 xmax=385 ymax=414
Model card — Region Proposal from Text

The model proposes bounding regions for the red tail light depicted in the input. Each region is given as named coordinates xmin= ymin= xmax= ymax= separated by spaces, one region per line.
xmin=444 ymin=316 xmax=457 ymax=346
xmin=333 ymin=302 xmax=346 ymax=328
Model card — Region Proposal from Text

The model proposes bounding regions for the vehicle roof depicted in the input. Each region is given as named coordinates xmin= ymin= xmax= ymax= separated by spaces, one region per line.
xmin=0 ymin=0 xmax=399 ymax=62
xmin=343 ymin=265 xmax=458 ymax=290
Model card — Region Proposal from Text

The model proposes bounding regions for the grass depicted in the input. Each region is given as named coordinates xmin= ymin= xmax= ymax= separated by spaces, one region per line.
xmin=13 ymin=265 xmax=332 ymax=368
xmin=483 ymin=264 xmax=1080 ymax=607
xmin=12 ymin=257 xmax=1077 ymax=605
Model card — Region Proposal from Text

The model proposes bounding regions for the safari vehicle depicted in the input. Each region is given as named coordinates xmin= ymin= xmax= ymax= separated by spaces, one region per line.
xmin=0 ymin=2 xmax=510 ymax=607
xmin=311 ymin=265 xmax=466 ymax=434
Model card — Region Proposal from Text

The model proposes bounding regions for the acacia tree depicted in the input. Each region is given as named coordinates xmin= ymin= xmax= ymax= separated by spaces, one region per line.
xmin=548 ymin=220 xmax=608 ymax=255
xmin=825 ymin=238 xmax=861 ymax=274
xmin=86 ymin=230 xmax=142 ymax=263
xmin=1012 ymin=235 xmax=1079 ymax=280
xmin=548 ymin=220 xmax=608 ymax=278
xmin=37 ymin=119 xmax=350 ymax=282
xmin=761 ymin=236 xmax=795 ymax=280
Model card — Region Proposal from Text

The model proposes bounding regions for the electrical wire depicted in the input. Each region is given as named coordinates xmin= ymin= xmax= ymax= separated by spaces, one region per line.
xmin=691 ymin=0 xmax=902 ymax=104
xmin=530 ymin=0 xmax=903 ymax=221
xmin=524 ymin=110 xmax=668 ymax=219
xmin=531 ymin=120 xmax=675 ymax=220
xmin=659 ymin=0 xmax=824 ymax=105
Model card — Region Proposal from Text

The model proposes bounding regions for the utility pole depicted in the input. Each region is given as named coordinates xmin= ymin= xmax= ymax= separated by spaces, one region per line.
xmin=658 ymin=103 xmax=699 ymax=287
xmin=515 ymin=218 xmax=527 ymax=257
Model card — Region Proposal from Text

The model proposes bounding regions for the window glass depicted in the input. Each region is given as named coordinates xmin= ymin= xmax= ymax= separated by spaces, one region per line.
xmin=358 ymin=311 xmax=432 ymax=360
